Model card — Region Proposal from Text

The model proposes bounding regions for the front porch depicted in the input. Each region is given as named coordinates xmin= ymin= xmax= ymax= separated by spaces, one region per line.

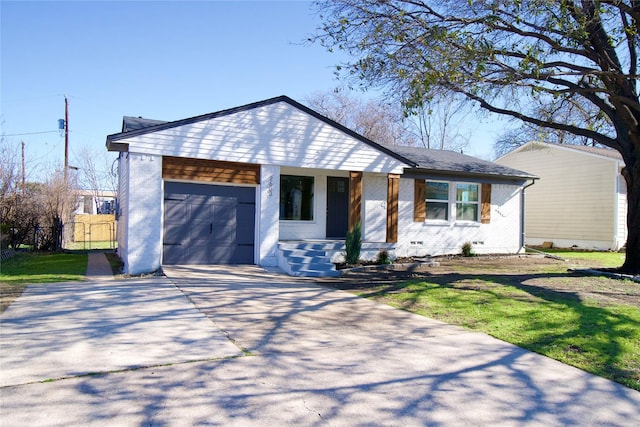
xmin=277 ymin=240 xmax=396 ymax=277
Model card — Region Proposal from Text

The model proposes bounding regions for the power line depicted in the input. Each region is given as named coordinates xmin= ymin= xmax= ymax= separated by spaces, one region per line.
xmin=2 ymin=130 xmax=58 ymax=137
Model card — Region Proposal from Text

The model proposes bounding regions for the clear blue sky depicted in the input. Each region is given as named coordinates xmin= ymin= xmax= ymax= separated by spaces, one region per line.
xmin=1 ymin=0 xmax=503 ymax=182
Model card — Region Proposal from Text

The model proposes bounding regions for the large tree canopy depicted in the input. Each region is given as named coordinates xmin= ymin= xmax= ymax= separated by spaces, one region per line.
xmin=305 ymin=90 xmax=471 ymax=150
xmin=313 ymin=0 xmax=640 ymax=272
xmin=305 ymin=90 xmax=417 ymax=145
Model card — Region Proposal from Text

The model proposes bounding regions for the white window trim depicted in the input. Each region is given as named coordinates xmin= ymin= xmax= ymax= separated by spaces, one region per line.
xmin=424 ymin=180 xmax=481 ymax=224
xmin=454 ymin=182 xmax=480 ymax=223
xmin=424 ymin=180 xmax=450 ymax=223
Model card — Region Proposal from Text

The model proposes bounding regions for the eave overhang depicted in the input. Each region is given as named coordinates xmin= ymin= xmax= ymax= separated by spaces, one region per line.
xmin=402 ymin=167 xmax=538 ymax=186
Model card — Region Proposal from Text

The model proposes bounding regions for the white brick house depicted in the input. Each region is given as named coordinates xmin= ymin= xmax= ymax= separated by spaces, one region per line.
xmin=106 ymin=96 xmax=536 ymax=276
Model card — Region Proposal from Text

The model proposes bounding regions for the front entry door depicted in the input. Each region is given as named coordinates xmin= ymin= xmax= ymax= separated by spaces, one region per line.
xmin=326 ymin=177 xmax=349 ymax=238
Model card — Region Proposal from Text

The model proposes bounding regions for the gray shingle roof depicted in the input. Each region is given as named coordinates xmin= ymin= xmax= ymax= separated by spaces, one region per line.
xmin=383 ymin=144 xmax=537 ymax=181
xmin=546 ymin=142 xmax=623 ymax=161
xmin=122 ymin=116 xmax=167 ymax=132
xmin=111 ymin=98 xmax=536 ymax=184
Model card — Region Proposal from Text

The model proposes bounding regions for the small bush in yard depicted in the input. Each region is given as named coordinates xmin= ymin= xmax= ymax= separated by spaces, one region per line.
xmin=345 ymin=222 xmax=362 ymax=265
xmin=461 ymin=242 xmax=474 ymax=257
xmin=377 ymin=250 xmax=391 ymax=265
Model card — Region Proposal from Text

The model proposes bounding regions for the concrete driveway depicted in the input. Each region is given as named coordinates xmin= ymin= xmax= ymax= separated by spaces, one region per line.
xmin=1 ymin=264 xmax=639 ymax=426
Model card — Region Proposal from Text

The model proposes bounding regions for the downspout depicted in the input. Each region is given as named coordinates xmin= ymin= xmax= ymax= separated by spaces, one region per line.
xmin=520 ymin=178 xmax=537 ymax=253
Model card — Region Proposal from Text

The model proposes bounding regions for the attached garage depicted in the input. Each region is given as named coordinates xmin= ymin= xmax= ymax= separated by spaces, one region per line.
xmin=163 ymin=181 xmax=255 ymax=265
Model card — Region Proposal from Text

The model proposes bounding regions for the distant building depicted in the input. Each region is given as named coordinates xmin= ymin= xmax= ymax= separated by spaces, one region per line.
xmin=75 ymin=190 xmax=117 ymax=215
xmin=496 ymin=141 xmax=627 ymax=250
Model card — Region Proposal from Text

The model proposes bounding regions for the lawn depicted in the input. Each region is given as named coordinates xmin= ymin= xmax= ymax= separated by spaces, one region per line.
xmin=535 ymin=249 xmax=626 ymax=267
xmin=0 ymin=252 xmax=88 ymax=313
xmin=329 ymin=253 xmax=640 ymax=391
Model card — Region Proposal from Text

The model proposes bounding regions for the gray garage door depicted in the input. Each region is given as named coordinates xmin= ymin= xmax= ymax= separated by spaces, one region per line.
xmin=163 ymin=182 xmax=255 ymax=264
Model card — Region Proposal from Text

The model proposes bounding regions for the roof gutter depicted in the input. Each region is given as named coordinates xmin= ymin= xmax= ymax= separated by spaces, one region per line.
xmin=402 ymin=168 xmax=536 ymax=185
xmin=106 ymin=138 xmax=129 ymax=152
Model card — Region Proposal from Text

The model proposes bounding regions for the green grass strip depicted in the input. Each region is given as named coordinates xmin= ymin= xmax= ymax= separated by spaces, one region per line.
xmin=535 ymin=250 xmax=626 ymax=267
xmin=1 ymin=252 xmax=87 ymax=285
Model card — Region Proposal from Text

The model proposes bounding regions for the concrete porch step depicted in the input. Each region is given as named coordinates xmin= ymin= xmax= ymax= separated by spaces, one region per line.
xmin=277 ymin=241 xmax=341 ymax=277
xmin=278 ymin=241 xmax=345 ymax=252
xmin=277 ymin=240 xmax=398 ymax=278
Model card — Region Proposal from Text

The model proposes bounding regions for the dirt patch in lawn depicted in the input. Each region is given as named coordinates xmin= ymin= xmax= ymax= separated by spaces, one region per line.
xmin=0 ymin=285 xmax=25 ymax=314
xmin=318 ymin=255 xmax=640 ymax=309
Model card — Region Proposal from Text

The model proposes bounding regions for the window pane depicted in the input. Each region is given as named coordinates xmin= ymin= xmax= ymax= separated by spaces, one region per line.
xmin=456 ymin=203 xmax=478 ymax=221
xmin=456 ymin=184 xmax=478 ymax=202
xmin=426 ymin=182 xmax=449 ymax=200
xmin=426 ymin=202 xmax=448 ymax=220
xmin=280 ymin=175 xmax=314 ymax=220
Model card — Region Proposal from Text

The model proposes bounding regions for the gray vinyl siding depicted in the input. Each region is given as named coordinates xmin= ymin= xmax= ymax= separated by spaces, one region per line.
xmin=497 ymin=144 xmax=617 ymax=245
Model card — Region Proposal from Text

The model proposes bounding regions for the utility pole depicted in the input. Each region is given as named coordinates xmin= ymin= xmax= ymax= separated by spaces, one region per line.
xmin=64 ymin=96 xmax=69 ymax=180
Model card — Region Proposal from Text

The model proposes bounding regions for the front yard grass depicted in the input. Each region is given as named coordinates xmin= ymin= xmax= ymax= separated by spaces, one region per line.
xmin=0 ymin=252 xmax=88 ymax=313
xmin=538 ymin=249 xmax=626 ymax=267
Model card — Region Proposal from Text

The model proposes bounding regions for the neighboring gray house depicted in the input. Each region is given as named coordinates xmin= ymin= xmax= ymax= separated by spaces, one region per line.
xmin=496 ymin=141 xmax=627 ymax=250
xmin=106 ymin=96 xmax=536 ymax=276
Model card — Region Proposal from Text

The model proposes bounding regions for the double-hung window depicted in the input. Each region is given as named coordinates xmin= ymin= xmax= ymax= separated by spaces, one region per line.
xmin=455 ymin=183 xmax=479 ymax=221
xmin=422 ymin=181 xmax=481 ymax=223
xmin=425 ymin=181 xmax=449 ymax=220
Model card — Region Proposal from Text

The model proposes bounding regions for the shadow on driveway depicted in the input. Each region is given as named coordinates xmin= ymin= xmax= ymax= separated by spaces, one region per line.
xmin=1 ymin=265 xmax=638 ymax=425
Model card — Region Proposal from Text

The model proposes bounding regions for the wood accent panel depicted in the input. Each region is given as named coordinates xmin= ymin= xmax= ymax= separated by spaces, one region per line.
xmin=162 ymin=156 xmax=260 ymax=185
xmin=386 ymin=174 xmax=400 ymax=243
xmin=349 ymin=171 xmax=363 ymax=230
xmin=414 ymin=179 xmax=426 ymax=222
xmin=481 ymin=183 xmax=491 ymax=224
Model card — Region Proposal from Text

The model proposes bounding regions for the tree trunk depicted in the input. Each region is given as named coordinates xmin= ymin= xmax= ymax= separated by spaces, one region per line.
xmin=622 ymin=156 xmax=640 ymax=274
xmin=52 ymin=216 xmax=63 ymax=252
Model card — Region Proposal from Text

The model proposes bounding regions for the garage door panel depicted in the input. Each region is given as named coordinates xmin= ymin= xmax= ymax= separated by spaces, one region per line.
xmin=214 ymin=208 xmax=236 ymax=226
xmin=164 ymin=201 xmax=187 ymax=248
xmin=190 ymin=201 xmax=212 ymax=222
xmin=164 ymin=199 xmax=187 ymax=220
xmin=209 ymin=244 xmax=236 ymax=263
xmin=163 ymin=182 xmax=255 ymax=265
xmin=190 ymin=206 xmax=213 ymax=236
xmin=212 ymin=198 xmax=236 ymax=244
xmin=213 ymin=225 xmax=236 ymax=243
xmin=214 ymin=204 xmax=236 ymax=236
xmin=163 ymin=242 xmax=185 ymax=265
xmin=187 ymin=241 xmax=211 ymax=264
xmin=164 ymin=226 xmax=185 ymax=246
xmin=236 ymin=203 xmax=255 ymax=245
xmin=163 ymin=202 xmax=186 ymax=264
xmin=233 ymin=245 xmax=255 ymax=263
